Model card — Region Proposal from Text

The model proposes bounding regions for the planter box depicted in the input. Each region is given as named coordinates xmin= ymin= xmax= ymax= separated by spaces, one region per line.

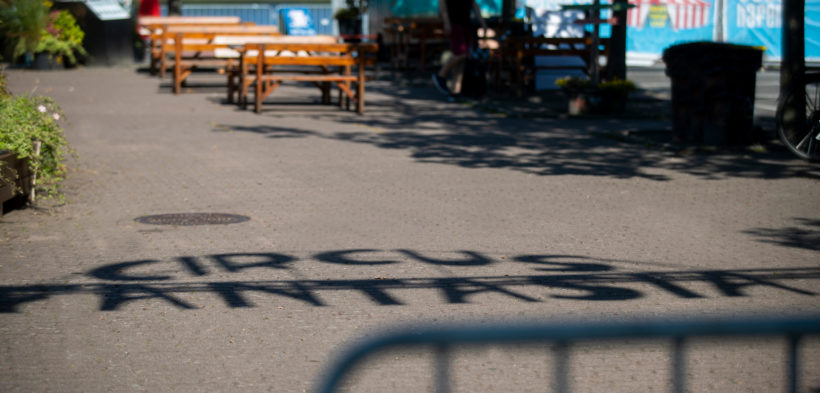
xmin=0 ymin=150 xmax=34 ymax=209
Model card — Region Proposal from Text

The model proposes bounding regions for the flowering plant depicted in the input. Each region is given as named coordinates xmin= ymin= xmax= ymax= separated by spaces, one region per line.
xmin=35 ymin=9 xmax=87 ymax=66
xmin=0 ymin=72 xmax=72 ymax=200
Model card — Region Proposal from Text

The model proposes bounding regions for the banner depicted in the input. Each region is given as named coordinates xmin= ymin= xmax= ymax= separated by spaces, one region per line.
xmin=380 ymin=0 xmax=820 ymax=62
xmin=724 ymin=0 xmax=781 ymax=59
xmin=625 ymin=0 xmax=714 ymax=56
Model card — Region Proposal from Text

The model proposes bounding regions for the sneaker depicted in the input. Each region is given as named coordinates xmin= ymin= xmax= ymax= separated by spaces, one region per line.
xmin=432 ymin=74 xmax=451 ymax=96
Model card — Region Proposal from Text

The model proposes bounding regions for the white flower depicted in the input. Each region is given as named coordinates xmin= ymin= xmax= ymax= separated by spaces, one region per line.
xmin=38 ymin=105 xmax=47 ymax=113
xmin=52 ymin=113 xmax=60 ymax=121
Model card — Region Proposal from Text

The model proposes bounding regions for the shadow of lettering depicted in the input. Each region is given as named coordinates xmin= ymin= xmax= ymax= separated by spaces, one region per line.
xmin=321 ymin=279 xmax=406 ymax=305
xmin=529 ymin=276 xmax=643 ymax=301
xmin=436 ymin=277 xmax=542 ymax=303
xmin=3 ymin=257 xmax=817 ymax=312
xmin=315 ymin=249 xmax=400 ymax=265
xmin=514 ymin=255 xmax=614 ymax=272
xmin=212 ymin=253 xmax=296 ymax=272
xmin=178 ymin=256 xmax=209 ymax=276
xmin=100 ymin=284 xmax=196 ymax=311
xmin=0 ymin=285 xmax=62 ymax=313
xmin=629 ymin=273 xmax=705 ymax=298
xmin=89 ymin=260 xmax=170 ymax=281
xmin=208 ymin=282 xmax=325 ymax=307
xmin=397 ymin=250 xmax=493 ymax=266
xmin=700 ymin=271 xmax=817 ymax=297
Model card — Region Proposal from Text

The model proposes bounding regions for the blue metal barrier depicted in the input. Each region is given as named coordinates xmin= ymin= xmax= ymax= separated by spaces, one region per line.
xmin=315 ymin=314 xmax=820 ymax=393
xmin=159 ymin=4 xmax=336 ymax=35
xmin=160 ymin=4 xmax=277 ymax=26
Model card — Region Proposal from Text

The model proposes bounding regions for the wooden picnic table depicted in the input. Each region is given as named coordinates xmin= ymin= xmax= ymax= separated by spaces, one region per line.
xmin=225 ymin=41 xmax=378 ymax=114
xmin=159 ymin=25 xmax=281 ymax=80
xmin=138 ymin=16 xmax=246 ymax=74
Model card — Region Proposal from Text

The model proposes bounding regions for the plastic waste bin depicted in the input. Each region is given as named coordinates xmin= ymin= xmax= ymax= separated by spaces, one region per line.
xmin=662 ymin=42 xmax=764 ymax=145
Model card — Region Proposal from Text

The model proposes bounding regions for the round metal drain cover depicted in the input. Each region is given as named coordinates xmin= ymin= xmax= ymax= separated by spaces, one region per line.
xmin=135 ymin=213 xmax=250 ymax=226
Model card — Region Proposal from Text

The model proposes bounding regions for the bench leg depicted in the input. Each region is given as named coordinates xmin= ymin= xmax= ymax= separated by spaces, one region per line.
xmin=255 ymin=78 xmax=262 ymax=113
xmin=357 ymin=65 xmax=365 ymax=114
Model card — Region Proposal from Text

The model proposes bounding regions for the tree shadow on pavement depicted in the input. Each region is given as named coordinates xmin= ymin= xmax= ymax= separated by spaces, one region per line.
xmin=744 ymin=218 xmax=820 ymax=251
xmin=217 ymin=80 xmax=820 ymax=181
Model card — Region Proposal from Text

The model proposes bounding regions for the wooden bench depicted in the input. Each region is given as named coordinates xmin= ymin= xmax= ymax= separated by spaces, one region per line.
xmin=163 ymin=26 xmax=281 ymax=93
xmin=382 ymin=17 xmax=446 ymax=71
xmin=215 ymin=35 xmax=342 ymax=107
xmin=138 ymin=16 xmax=245 ymax=75
xmin=497 ymin=37 xmax=611 ymax=95
xmin=237 ymin=42 xmax=378 ymax=114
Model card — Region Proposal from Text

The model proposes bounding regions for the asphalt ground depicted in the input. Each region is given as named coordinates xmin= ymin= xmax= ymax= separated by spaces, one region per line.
xmin=1 ymin=63 xmax=819 ymax=393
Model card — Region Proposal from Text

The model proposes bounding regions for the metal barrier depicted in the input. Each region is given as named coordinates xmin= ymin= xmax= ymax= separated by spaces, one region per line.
xmin=315 ymin=314 xmax=820 ymax=393
xmin=159 ymin=4 xmax=337 ymax=36
xmin=160 ymin=4 xmax=277 ymax=26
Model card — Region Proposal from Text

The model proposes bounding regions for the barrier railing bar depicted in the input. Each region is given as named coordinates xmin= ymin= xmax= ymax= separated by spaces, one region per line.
xmin=315 ymin=315 xmax=820 ymax=393
xmin=787 ymin=334 xmax=800 ymax=393
xmin=434 ymin=344 xmax=452 ymax=393
xmin=553 ymin=341 xmax=570 ymax=393
xmin=671 ymin=337 xmax=685 ymax=393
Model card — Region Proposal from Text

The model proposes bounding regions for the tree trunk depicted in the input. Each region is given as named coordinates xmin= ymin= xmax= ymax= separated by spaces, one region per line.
xmin=780 ymin=0 xmax=805 ymax=132
xmin=608 ymin=0 xmax=628 ymax=81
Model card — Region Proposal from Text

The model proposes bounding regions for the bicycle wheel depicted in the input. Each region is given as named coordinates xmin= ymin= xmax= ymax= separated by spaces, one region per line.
xmin=777 ymin=74 xmax=820 ymax=160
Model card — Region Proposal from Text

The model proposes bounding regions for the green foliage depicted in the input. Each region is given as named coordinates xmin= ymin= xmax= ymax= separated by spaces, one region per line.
xmin=0 ymin=3 xmax=86 ymax=66
xmin=334 ymin=0 xmax=368 ymax=20
xmin=51 ymin=9 xmax=83 ymax=46
xmin=0 ymin=0 xmax=50 ymax=60
xmin=555 ymin=76 xmax=636 ymax=94
xmin=598 ymin=78 xmax=636 ymax=92
xmin=38 ymin=10 xmax=86 ymax=65
xmin=0 ymin=72 xmax=72 ymax=200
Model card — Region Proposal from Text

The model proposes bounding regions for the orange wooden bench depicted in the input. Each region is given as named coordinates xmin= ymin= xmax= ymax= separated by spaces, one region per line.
xmin=138 ymin=16 xmax=245 ymax=75
xmin=215 ymin=35 xmax=342 ymax=106
xmin=235 ymin=42 xmax=378 ymax=114
xmin=163 ymin=26 xmax=281 ymax=93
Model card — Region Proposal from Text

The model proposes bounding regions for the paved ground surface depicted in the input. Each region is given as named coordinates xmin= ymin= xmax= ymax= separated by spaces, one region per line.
xmin=1 ymin=64 xmax=819 ymax=393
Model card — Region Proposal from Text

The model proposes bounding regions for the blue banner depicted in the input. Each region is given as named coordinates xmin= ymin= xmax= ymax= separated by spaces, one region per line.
xmin=280 ymin=8 xmax=317 ymax=36
xmin=725 ymin=0 xmax=781 ymax=59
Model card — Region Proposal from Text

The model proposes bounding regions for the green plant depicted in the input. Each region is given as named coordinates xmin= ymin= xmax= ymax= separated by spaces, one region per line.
xmin=555 ymin=76 xmax=636 ymax=94
xmin=0 ymin=72 xmax=72 ymax=200
xmin=555 ymin=76 xmax=596 ymax=91
xmin=39 ymin=10 xmax=86 ymax=65
xmin=1 ymin=3 xmax=86 ymax=66
xmin=334 ymin=0 xmax=367 ymax=20
xmin=598 ymin=78 xmax=636 ymax=93
xmin=0 ymin=0 xmax=50 ymax=61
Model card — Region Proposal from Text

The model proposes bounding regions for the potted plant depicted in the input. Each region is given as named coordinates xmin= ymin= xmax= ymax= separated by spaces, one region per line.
xmin=334 ymin=0 xmax=367 ymax=36
xmin=35 ymin=9 xmax=87 ymax=68
xmin=555 ymin=76 xmax=636 ymax=115
xmin=0 ymin=0 xmax=86 ymax=69
xmin=0 ymin=70 xmax=72 ymax=206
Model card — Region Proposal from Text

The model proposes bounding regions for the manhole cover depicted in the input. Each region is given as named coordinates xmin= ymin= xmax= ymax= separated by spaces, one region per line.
xmin=135 ymin=213 xmax=250 ymax=226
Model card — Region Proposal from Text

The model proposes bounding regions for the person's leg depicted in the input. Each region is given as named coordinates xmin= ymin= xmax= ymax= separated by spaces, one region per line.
xmin=434 ymin=23 xmax=469 ymax=95
xmin=451 ymin=58 xmax=466 ymax=94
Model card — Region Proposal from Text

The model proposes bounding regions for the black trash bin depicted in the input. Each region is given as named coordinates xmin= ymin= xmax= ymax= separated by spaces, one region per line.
xmin=662 ymin=42 xmax=764 ymax=146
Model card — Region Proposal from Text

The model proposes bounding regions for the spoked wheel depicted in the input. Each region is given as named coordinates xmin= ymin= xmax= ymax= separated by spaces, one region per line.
xmin=777 ymin=74 xmax=820 ymax=161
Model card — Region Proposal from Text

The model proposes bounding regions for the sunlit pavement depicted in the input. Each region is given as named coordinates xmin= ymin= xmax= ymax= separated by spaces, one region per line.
xmin=1 ymin=65 xmax=818 ymax=393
